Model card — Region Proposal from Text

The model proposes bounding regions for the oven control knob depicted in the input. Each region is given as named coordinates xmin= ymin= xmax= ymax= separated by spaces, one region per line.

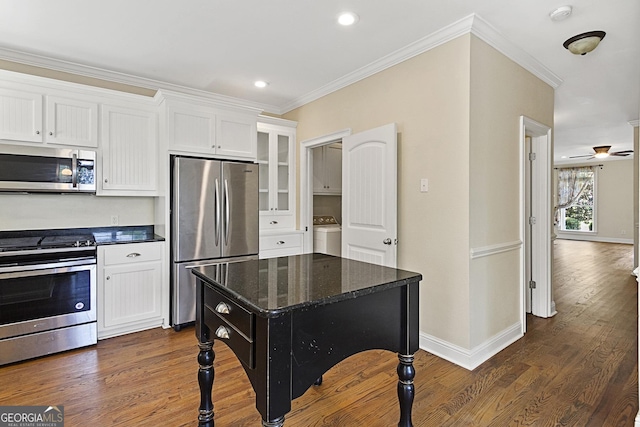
xmin=75 ymin=302 xmax=85 ymax=310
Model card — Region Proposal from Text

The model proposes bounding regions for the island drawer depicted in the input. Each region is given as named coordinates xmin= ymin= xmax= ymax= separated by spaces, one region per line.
xmin=204 ymin=286 xmax=253 ymax=339
xmin=204 ymin=309 xmax=254 ymax=369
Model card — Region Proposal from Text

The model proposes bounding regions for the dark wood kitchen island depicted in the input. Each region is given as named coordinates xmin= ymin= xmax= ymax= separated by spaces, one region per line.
xmin=192 ymin=253 xmax=422 ymax=427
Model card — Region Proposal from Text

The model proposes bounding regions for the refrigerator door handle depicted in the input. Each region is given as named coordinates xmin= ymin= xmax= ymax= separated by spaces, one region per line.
xmin=224 ymin=178 xmax=230 ymax=246
xmin=215 ymin=178 xmax=221 ymax=247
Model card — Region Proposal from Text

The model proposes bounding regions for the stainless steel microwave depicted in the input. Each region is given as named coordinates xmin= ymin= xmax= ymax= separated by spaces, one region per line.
xmin=0 ymin=145 xmax=96 ymax=193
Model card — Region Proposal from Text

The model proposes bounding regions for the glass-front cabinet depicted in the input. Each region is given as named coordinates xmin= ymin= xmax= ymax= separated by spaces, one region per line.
xmin=257 ymin=119 xmax=296 ymax=231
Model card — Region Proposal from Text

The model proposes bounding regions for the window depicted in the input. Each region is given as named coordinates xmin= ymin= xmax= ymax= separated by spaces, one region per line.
xmin=557 ymin=167 xmax=596 ymax=233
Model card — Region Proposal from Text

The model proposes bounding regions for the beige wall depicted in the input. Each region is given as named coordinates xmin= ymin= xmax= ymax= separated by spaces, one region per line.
xmin=286 ymin=34 xmax=473 ymax=347
xmin=0 ymin=194 xmax=155 ymax=231
xmin=468 ymin=37 xmax=554 ymax=347
xmin=285 ymin=34 xmax=555 ymax=351
xmin=598 ymin=160 xmax=634 ymax=240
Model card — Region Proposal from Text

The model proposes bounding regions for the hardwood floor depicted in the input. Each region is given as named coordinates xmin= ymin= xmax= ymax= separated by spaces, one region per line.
xmin=0 ymin=240 xmax=636 ymax=426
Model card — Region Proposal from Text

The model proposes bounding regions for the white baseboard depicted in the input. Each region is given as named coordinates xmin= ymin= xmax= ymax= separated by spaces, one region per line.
xmin=555 ymin=234 xmax=633 ymax=244
xmin=419 ymin=322 xmax=523 ymax=370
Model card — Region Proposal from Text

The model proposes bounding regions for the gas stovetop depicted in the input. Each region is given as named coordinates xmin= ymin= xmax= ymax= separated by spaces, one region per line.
xmin=0 ymin=234 xmax=96 ymax=253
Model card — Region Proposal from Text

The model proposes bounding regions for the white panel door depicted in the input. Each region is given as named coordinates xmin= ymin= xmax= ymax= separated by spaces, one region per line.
xmin=342 ymin=123 xmax=397 ymax=267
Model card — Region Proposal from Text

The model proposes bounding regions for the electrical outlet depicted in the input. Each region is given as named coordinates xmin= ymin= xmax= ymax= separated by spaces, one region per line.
xmin=110 ymin=215 xmax=119 ymax=226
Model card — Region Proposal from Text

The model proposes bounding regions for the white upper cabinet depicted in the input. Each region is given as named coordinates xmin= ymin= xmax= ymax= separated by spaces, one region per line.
xmin=162 ymin=94 xmax=259 ymax=161
xmin=258 ymin=118 xmax=296 ymax=231
xmin=313 ymin=143 xmax=342 ymax=195
xmin=99 ymin=104 xmax=158 ymax=196
xmin=0 ymin=88 xmax=42 ymax=143
xmin=216 ymin=111 xmax=257 ymax=159
xmin=0 ymin=88 xmax=98 ymax=147
xmin=167 ymin=102 xmax=216 ymax=153
xmin=45 ymin=96 xmax=99 ymax=147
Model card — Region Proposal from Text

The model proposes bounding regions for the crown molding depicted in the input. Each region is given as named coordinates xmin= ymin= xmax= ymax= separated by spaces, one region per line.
xmin=0 ymin=46 xmax=273 ymax=113
xmin=281 ymin=13 xmax=563 ymax=114
xmin=469 ymin=15 xmax=562 ymax=89
xmin=629 ymin=119 xmax=639 ymax=127
xmin=279 ymin=14 xmax=477 ymax=113
xmin=0 ymin=13 xmax=562 ymax=116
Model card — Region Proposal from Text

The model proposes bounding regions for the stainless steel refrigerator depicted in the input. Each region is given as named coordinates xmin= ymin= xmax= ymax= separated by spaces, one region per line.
xmin=171 ymin=156 xmax=259 ymax=330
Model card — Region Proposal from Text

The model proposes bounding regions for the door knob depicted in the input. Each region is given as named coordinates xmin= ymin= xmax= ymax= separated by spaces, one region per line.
xmin=383 ymin=238 xmax=392 ymax=245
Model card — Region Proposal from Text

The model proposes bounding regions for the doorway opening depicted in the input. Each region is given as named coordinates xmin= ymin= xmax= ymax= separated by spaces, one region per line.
xmin=520 ymin=116 xmax=554 ymax=334
xmin=300 ymin=129 xmax=351 ymax=254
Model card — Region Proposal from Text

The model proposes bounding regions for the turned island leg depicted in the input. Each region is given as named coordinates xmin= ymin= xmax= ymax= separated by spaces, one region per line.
xmin=397 ymin=353 xmax=415 ymax=427
xmin=198 ymin=341 xmax=215 ymax=427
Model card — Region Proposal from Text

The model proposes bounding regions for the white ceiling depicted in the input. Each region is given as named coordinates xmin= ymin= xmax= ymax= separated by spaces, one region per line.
xmin=0 ymin=0 xmax=637 ymax=163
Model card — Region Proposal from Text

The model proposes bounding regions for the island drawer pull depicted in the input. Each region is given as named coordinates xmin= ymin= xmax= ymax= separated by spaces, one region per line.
xmin=270 ymin=220 xmax=278 ymax=225
xmin=276 ymin=240 xmax=285 ymax=245
xmin=215 ymin=302 xmax=230 ymax=314
xmin=215 ymin=326 xmax=230 ymax=340
xmin=126 ymin=252 xmax=141 ymax=258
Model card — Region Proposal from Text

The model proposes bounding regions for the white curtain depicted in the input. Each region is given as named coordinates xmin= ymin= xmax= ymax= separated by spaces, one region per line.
xmin=556 ymin=166 xmax=595 ymax=211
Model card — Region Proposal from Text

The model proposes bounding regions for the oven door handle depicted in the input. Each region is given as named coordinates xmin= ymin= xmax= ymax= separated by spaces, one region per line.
xmin=0 ymin=259 xmax=95 ymax=277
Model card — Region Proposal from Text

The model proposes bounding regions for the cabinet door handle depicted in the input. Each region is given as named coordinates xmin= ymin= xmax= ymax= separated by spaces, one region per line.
xmin=126 ymin=252 xmax=141 ymax=258
xmin=215 ymin=326 xmax=230 ymax=340
xmin=106 ymin=276 xmax=110 ymax=280
xmin=215 ymin=302 xmax=230 ymax=314
xmin=277 ymin=241 xmax=285 ymax=245
xmin=49 ymin=131 xmax=53 ymax=136
xmin=35 ymin=130 xmax=40 ymax=135
xmin=270 ymin=221 xmax=278 ymax=225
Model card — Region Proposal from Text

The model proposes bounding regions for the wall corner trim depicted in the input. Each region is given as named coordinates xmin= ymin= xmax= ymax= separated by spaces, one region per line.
xmin=419 ymin=322 xmax=523 ymax=371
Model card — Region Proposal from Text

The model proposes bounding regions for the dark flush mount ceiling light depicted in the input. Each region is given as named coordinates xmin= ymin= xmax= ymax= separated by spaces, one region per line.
xmin=563 ymin=31 xmax=606 ymax=55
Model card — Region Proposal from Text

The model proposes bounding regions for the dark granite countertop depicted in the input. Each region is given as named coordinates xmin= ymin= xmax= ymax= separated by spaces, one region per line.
xmin=0 ymin=225 xmax=164 ymax=244
xmin=191 ymin=253 xmax=422 ymax=317
xmin=92 ymin=226 xmax=164 ymax=245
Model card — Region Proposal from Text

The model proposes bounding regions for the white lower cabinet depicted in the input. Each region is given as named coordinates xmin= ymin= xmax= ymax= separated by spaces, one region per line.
xmin=98 ymin=241 xmax=164 ymax=339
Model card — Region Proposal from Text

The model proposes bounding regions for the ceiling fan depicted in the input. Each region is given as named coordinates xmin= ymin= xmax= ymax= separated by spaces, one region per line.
xmin=569 ymin=145 xmax=634 ymax=159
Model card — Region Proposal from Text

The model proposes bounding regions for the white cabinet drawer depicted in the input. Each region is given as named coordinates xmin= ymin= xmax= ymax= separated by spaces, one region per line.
xmin=101 ymin=242 xmax=162 ymax=266
xmin=259 ymin=231 xmax=304 ymax=259
xmin=260 ymin=233 xmax=303 ymax=251
xmin=259 ymin=215 xmax=294 ymax=231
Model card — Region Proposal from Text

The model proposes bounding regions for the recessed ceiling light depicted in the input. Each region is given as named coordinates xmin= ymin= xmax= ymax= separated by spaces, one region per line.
xmin=549 ymin=5 xmax=573 ymax=22
xmin=254 ymin=80 xmax=268 ymax=88
xmin=338 ymin=12 xmax=359 ymax=26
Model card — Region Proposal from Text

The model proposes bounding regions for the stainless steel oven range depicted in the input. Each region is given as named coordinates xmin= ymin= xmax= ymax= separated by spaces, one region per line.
xmin=0 ymin=232 xmax=97 ymax=365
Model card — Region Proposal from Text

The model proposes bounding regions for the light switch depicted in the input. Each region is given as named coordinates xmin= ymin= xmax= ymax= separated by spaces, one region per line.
xmin=420 ymin=178 xmax=428 ymax=192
